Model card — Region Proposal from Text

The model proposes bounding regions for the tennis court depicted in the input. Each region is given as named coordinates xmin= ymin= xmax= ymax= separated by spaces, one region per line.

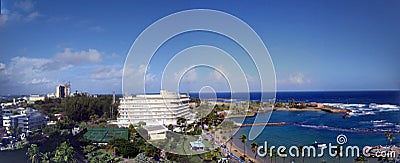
xmin=84 ymin=128 xmax=129 ymax=143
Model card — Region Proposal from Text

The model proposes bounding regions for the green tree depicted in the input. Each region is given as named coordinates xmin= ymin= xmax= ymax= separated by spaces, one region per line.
xmin=83 ymin=145 xmax=97 ymax=154
xmin=143 ymin=144 xmax=159 ymax=158
xmin=26 ymin=144 xmax=40 ymax=163
xmin=89 ymin=114 xmax=99 ymax=123
xmin=128 ymin=124 xmax=137 ymax=137
xmin=289 ymin=99 xmax=295 ymax=108
xmin=251 ymin=141 xmax=259 ymax=160
xmin=355 ymin=153 xmax=367 ymax=162
xmin=384 ymin=132 xmax=393 ymax=145
xmin=51 ymin=142 xmax=76 ymax=163
xmin=41 ymin=152 xmax=51 ymax=163
xmin=211 ymin=147 xmax=221 ymax=160
xmin=167 ymin=124 xmax=174 ymax=131
xmin=177 ymin=117 xmax=187 ymax=127
xmin=239 ymin=134 xmax=247 ymax=161
xmin=108 ymin=138 xmax=140 ymax=158
xmin=204 ymin=152 xmax=213 ymax=161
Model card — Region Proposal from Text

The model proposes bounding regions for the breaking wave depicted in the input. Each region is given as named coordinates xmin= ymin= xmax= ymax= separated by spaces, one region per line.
xmin=323 ymin=103 xmax=400 ymax=117
xmin=295 ymin=123 xmax=400 ymax=134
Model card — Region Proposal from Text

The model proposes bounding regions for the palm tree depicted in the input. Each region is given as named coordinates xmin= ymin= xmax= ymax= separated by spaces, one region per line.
xmin=204 ymin=152 xmax=213 ymax=161
xmin=239 ymin=134 xmax=247 ymax=161
xmin=27 ymin=144 xmax=40 ymax=163
xmin=251 ymin=141 xmax=259 ymax=160
xmin=211 ymin=147 xmax=221 ymax=160
xmin=167 ymin=124 xmax=174 ymax=131
xmin=177 ymin=117 xmax=187 ymax=127
xmin=51 ymin=142 xmax=76 ymax=163
xmin=355 ymin=153 xmax=367 ymax=162
xmin=41 ymin=152 xmax=51 ymax=163
xmin=128 ymin=124 xmax=137 ymax=137
xmin=177 ymin=117 xmax=187 ymax=133
xmin=384 ymin=132 xmax=393 ymax=146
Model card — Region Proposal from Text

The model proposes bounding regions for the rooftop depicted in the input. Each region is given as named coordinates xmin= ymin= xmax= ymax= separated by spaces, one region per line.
xmin=142 ymin=125 xmax=168 ymax=132
xmin=190 ymin=140 xmax=205 ymax=148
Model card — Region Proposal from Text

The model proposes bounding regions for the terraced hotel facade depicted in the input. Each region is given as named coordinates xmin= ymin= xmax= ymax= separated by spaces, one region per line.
xmin=115 ymin=90 xmax=192 ymax=127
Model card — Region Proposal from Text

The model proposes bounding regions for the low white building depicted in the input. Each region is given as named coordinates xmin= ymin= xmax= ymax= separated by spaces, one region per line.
xmin=29 ymin=95 xmax=45 ymax=103
xmin=141 ymin=125 xmax=168 ymax=140
xmin=2 ymin=108 xmax=47 ymax=135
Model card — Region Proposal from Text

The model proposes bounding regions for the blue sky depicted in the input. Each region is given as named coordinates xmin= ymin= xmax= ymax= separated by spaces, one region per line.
xmin=0 ymin=0 xmax=399 ymax=95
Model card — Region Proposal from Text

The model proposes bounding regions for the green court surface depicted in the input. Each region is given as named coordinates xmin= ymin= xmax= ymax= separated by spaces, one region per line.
xmin=84 ymin=128 xmax=129 ymax=143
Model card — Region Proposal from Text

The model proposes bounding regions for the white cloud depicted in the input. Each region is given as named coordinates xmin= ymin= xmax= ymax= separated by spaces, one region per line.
xmin=55 ymin=48 xmax=102 ymax=64
xmin=206 ymin=65 xmax=230 ymax=82
xmin=90 ymin=66 xmax=122 ymax=79
xmin=183 ymin=69 xmax=198 ymax=82
xmin=0 ymin=57 xmax=56 ymax=91
xmin=0 ymin=63 xmax=5 ymax=70
xmin=25 ymin=11 xmax=39 ymax=22
xmin=174 ymin=68 xmax=198 ymax=82
xmin=122 ymin=64 xmax=159 ymax=94
xmin=14 ymin=0 xmax=34 ymax=12
xmin=23 ymin=78 xmax=51 ymax=85
xmin=108 ymin=53 xmax=120 ymax=59
xmin=0 ymin=48 xmax=110 ymax=94
xmin=289 ymin=72 xmax=311 ymax=84
xmin=0 ymin=0 xmax=39 ymax=27
xmin=209 ymin=69 xmax=224 ymax=81
xmin=0 ymin=14 xmax=9 ymax=26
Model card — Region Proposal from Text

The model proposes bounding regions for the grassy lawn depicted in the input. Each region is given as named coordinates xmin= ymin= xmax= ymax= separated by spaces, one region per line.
xmin=151 ymin=133 xmax=213 ymax=155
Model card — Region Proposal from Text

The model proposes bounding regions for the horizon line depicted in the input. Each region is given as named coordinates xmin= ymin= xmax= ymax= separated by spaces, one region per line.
xmin=1 ymin=88 xmax=399 ymax=96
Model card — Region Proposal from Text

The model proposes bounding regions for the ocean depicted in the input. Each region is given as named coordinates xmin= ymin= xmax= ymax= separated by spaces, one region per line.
xmin=191 ymin=91 xmax=400 ymax=162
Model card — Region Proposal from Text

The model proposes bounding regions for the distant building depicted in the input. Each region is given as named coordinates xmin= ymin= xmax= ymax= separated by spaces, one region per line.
xmin=56 ymin=85 xmax=65 ymax=98
xmin=56 ymin=82 xmax=71 ymax=98
xmin=114 ymin=90 xmax=192 ymax=127
xmin=46 ymin=93 xmax=56 ymax=99
xmin=2 ymin=108 xmax=47 ymax=135
xmin=29 ymin=95 xmax=45 ymax=103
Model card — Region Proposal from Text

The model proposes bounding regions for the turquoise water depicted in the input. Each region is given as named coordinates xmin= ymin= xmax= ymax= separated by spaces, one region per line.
xmin=237 ymin=111 xmax=399 ymax=146
xmin=233 ymin=111 xmax=399 ymax=162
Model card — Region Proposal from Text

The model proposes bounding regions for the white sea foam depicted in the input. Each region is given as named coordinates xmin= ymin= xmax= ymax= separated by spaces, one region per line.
xmin=373 ymin=122 xmax=394 ymax=128
xmin=370 ymin=104 xmax=400 ymax=109
xmin=322 ymin=103 xmax=400 ymax=117
xmin=297 ymin=124 xmax=399 ymax=133
xmin=371 ymin=120 xmax=386 ymax=123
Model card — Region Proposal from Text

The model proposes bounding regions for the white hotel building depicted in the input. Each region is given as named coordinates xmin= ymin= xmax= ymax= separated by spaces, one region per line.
xmin=2 ymin=108 xmax=47 ymax=135
xmin=115 ymin=90 xmax=192 ymax=127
